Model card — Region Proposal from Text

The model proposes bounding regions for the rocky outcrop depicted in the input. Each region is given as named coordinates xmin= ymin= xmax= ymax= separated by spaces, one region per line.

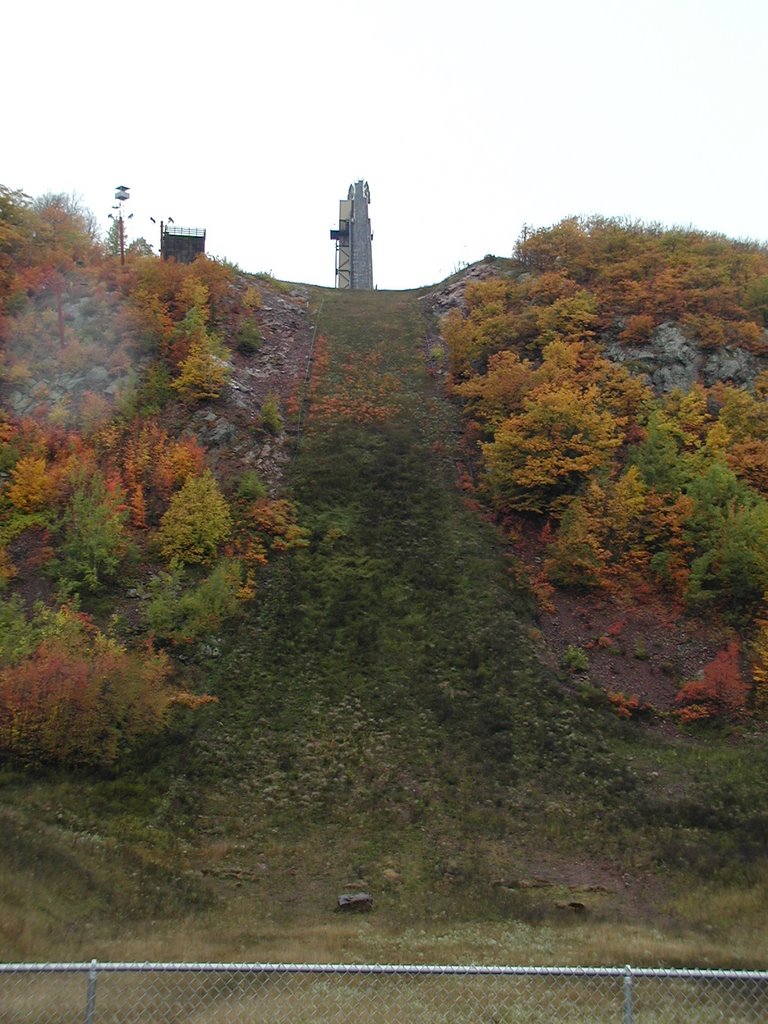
xmin=4 ymin=367 xmax=134 ymax=420
xmin=1 ymin=278 xmax=315 ymax=498
xmin=424 ymin=257 xmax=512 ymax=319
xmin=425 ymin=264 xmax=768 ymax=395
xmin=601 ymin=321 xmax=768 ymax=394
xmin=179 ymin=282 xmax=314 ymax=493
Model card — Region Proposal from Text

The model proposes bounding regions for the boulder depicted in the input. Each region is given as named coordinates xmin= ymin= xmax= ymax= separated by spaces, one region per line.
xmin=335 ymin=892 xmax=374 ymax=913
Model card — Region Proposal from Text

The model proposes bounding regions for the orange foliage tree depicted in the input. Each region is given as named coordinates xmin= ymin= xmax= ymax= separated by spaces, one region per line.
xmin=7 ymin=455 xmax=55 ymax=512
xmin=115 ymin=420 xmax=206 ymax=525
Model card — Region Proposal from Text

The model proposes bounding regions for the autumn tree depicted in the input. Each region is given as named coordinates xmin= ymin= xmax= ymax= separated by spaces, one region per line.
xmin=158 ymin=470 xmax=232 ymax=564
xmin=727 ymin=438 xmax=768 ymax=495
xmin=664 ymin=383 xmax=712 ymax=450
xmin=7 ymin=455 xmax=55 ymax=512
xmin=453 ymin=349 xmax=532 ymax=432
xmin=482 ymin=380 xmax=622 ymax=514
xmin=745 ymin=274 xmax=768 ymax=326
xmin=170 ymin=307 xmax=230 ymax=401
xmin=644 ymin=490 xmax=694 ymax=595
xmin=118 ymin=420 xmax=205 ymax=524
xmin=0 ymin=602 xmax=212 ymax=768
xmin=544 ymin=483 xmax=610 ymax=588
xmin=0 ymin=186 xmax=33 ymax=316
xmin=58 ymin=469 xmax=130 ymax=593
xmin=535 ymin=289 xmax=597 ymax=345
xmin=675 ymin=642 xmax=749 ymax=723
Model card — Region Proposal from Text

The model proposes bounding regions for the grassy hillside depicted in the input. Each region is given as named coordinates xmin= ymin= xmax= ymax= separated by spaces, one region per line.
xmin=2 ymin=281 xmax=766 ymax=967
xmin=0 ymin=194 xmax=766 ymax=965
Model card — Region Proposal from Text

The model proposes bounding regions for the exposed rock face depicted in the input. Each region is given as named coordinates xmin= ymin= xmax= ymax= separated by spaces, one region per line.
xmin=3 ymin=368 xmax=136 ymax=419
xmin=701 ymin=345 xmax=766 ymax=388
xmin=425 ymin=258 xmax=507 ymax=319
xmin=602 ymin=321 xmax=768 ymax=394
xmin=180 ymin=283 xmax=314 ymax=494
xmin=602 ymin=322 xmax=698 ymax=393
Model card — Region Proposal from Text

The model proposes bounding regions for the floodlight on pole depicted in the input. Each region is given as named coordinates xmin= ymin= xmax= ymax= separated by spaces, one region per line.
xmin=113 ymin=185 xmax=130 ymax=265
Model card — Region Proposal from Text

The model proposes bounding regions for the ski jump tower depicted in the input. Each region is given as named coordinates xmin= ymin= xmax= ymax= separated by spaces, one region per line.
xmin=330 ymin=180 xmax=373 ymax=289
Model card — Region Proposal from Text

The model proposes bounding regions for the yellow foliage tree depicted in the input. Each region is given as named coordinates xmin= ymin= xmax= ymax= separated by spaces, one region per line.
xmin=171 ymin=333 xmax=230 ymax=401
xmin=168 ymin=301 xmax=230 ymax=401
xmin=664 ymin=383 xmax=711 ymax=449
xmin=606 ymin=465 xmax=647 ymax=541
xmin=717 ymin=385 xmax=768 ymax=441
xmin=441 ymin=307 xmax=476 ymax=377
xmin=177 ymin=279 xmax=210 ymax=325
xmin=243 ymin=285 xmax=262 ymax=310
xmin=7 ymin=456 xmax=54 ymax=511
xmin=453 ymin=349 xmax=532 ymax=430
xmin=535 ymin=289 xmax=597 ymax=345
xmin=158 ymin=470 xmax=232 ymax=564
xmin=482 ymin=382 xmax=622 ymax=513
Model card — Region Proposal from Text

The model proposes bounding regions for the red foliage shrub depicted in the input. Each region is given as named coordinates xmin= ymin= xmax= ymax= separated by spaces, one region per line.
xmin=674 ymin=642 xmax=749 ymax=723
xmin=607 ymin=691 xmax=654 ymax=720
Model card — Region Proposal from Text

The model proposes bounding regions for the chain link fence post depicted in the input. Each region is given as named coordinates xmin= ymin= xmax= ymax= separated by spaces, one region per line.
xmin=623 ymin=964 xmax=634 ymax=1024
xmin=85 ymin=959 xmax=98 ymax=1024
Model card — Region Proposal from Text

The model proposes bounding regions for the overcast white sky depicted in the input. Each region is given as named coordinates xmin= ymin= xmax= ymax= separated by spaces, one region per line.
xmin=4 ymin=0 xmax=767 ymax=290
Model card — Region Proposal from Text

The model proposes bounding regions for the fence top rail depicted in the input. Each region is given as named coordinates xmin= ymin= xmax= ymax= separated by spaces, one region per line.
xmin=1 ymin=961 xmax=767 ymax=980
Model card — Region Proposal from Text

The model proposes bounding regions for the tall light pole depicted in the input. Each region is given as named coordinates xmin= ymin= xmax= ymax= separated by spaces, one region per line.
xmin=114 ymin=185 xmax=130 ymax=265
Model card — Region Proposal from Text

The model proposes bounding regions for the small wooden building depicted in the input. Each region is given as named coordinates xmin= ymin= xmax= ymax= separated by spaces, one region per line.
xmin=162 ymin=225 xmax=206 ymax=263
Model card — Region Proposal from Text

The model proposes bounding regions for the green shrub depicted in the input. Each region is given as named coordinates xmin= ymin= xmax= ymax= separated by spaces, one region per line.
xmin=561 ymin=644 xmax=589 ymax=673
xmin=235 ymin=320 xmax=262 ymax=354
xmin=237 ymin=470 xmax=268 ymax=500
xmin=58 ymin=469 xmax=131 ymax=594
xmin=0 ymin=595 xmax=39 ymax=666
xmin=117 ymin=363 xmax=173 ymax=418
xmin=259 ymin=393 xmax=283 ymax=435
xmin=578 ymin=682 xmax=609 ymax=708
xmin=144 ymin=559 xmax=243 ymax=644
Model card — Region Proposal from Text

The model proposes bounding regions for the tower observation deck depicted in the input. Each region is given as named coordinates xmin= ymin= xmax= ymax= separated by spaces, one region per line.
xmin=330 ymin=180 xmax=373 ymax=289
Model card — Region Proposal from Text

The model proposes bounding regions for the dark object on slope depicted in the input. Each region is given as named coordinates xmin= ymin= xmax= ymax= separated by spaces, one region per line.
xmin=336 ymin=892 xmax=374 ymax=913
xmin=555 ymin=900 xmax=586 ymax=913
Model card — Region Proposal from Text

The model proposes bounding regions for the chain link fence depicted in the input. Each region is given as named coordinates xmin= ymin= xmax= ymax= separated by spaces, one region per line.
xmin=1 ymin=961 xmax=767 ymax=1024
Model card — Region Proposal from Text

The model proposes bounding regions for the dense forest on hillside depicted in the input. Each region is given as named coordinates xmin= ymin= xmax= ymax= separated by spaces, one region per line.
xmin=441 ymin=217 xmax=768 ymax=724
xmin=0 ymin=186 xmax=306 ymax=767
xmin=1 ymin=189 xmax=767 ymax=964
